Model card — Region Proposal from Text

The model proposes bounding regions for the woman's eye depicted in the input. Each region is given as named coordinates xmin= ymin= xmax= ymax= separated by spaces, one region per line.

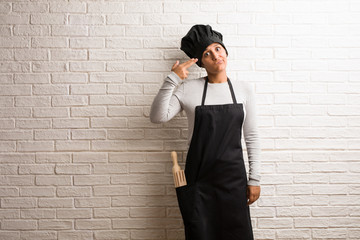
xmin=216 ymin=47 xmax=220 ymax=51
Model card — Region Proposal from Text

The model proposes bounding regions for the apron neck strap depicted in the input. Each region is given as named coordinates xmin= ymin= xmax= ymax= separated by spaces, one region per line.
xmin=201 ymin=76 xmax=238 ymax=106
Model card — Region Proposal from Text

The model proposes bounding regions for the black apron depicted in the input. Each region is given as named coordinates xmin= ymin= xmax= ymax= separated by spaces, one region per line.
xmin=175 ymin=76 xmax=254 ymax=240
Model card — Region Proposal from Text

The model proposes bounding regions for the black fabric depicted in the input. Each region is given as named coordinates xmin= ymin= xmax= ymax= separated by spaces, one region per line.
xmin=175 ymin=77 xmax=254 ymax=240
xmin=180 ymin=24 xmax=228 ymax=67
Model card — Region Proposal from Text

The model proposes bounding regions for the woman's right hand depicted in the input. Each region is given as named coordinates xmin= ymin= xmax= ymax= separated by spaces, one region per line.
xmin=171 ymin=58 xmax=198 ymax=80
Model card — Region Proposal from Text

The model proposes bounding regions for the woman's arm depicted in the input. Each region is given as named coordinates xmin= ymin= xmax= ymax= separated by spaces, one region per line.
xmin=242 ymin=83 xmax=261 ymax=186
xmin=149 ymin=71 xmax=183 ymax=123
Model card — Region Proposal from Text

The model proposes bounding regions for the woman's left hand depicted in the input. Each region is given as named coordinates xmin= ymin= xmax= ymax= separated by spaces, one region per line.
xmin=246 ymin=185 xmax=261 ymax=206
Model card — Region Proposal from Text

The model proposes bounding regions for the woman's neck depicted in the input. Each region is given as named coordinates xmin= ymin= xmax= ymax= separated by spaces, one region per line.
xmin=206 ymin=71 xmax=227 ymax=83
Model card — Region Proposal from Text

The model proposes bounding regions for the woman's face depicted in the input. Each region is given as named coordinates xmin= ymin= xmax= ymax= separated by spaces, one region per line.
xmin=201 ymin=43 xmax=227 ymax=74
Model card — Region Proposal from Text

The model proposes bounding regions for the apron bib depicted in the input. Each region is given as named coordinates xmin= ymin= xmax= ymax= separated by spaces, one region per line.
xmin=175 ymin=77 xmax=254 ymax=240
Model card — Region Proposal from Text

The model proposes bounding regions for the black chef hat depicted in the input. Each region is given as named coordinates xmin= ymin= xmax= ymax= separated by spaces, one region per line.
xmin=180 ymin=24 xmax=228 ymax=68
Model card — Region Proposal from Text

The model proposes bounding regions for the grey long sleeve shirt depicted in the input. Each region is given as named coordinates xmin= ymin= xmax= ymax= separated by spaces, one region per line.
xmin=150 ymin=72 xmax=261 ymax=186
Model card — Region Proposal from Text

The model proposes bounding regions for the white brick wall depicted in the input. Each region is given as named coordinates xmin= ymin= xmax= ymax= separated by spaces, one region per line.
xmin=0 ymin=0 xmax=359 ymax=239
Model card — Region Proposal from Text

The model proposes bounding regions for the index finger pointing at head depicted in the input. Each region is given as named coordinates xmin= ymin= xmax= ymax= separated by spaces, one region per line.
xmin=181 ymin=58 xmax=198 ymax=69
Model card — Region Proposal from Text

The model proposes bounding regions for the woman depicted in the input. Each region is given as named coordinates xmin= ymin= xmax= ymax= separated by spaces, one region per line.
xmin=150 ymin=24 xmax=261 ymax=240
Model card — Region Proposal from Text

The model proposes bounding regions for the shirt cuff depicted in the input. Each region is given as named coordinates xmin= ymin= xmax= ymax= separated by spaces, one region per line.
xmin=167 ymin=71 xmax=182 ymax=85
xmin=247 ymin=179 xmax=260 ymax=186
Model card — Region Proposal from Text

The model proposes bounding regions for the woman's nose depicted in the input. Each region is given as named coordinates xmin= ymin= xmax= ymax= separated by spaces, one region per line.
xmin=212 ymin=51 xmax=219 ymax=60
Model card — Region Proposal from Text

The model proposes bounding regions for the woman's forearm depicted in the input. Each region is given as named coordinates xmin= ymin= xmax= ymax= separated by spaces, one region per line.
xmin=149 ymin=72 xmax=183 ymax=123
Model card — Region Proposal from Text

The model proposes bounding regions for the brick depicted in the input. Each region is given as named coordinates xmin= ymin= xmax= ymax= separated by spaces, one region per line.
xmin=109 ymin=152 xmax=145 ymax=163
xmin=75 ymin=219 xmax=111 ymax=230
xmin=108 ymin=129 xmax=144 ymax=140
xmin=19 ymin=164 xmax=55 ymax=175
xmin=32 ymin=62 xmax=67 ymax=73
xmin=71 ymin=107 xmax=106 ymax=117
xmin=107 ymin=61 xmax=143 ymax=72
xmin=71 ymin=84 xmax=106 ymax=94
xmin=33 ymin=107 xmax=69 ymax=118
xmin=69 ymin=15 xmax=104 ymax=25
xmin=91 ymin=117 xmax=126 ymax=128
xmin=107 ymin=106 xmax=142 ymax=117
xmin=112 ymin=218 xmax=180 ymax=228
xmin=74 ymin=176 xmax=110 ymax=186
xmin=127 ymin=140 xmax=163 ymax=151
xmin=36 ymin=153 xmax=71 ymax=163
xmin=108 ymin=14 xmax=141 ymax=25
xmin=74 ymin=197 xmax=111 ymax=208
xmin=58 ymin=231 xmax=93 ymax=240
xmin=35 ymin=130 xmax=69 ymax=140
xmin=53 ymin=118 xmax=89 ymax=129
xmin=94 ymin=208 xmax=128 ymax=218
xmin=15 ymin=49 xmax=48 ymax=61
xmin=130 ymin=185 xmax=166 ymax=196
xmin=0 ymin=119 xmax=15 ymax=129
xmin=94 ymin=230 xmax=129 ymax=240
xmin=55 ymin=164 xmax=91 ymax=175
xmin=0 ymin=130 xmax=32 ymax=140
xmin=218 ymin=13 xmax=251 ymax=23
xmin=294 ymin=218 xmax=329 ymax=228
xmin=52 ymin=96 xmax=88 ymax=106
xmin=18 ymin=141 xmax=54 ymax=152
xmin=129 ymin=163 xmax=164 ymax=173
xmin=132 ymin=229 xmax=166 ymax=239
xmin=144 ymin=14 xmax=179 ymax=26
xmin=276 ymin=230 xmax=311 ymax=239
xmin=20 ymin=187 xmax=55 ymax=197
xmin=107 ymin=38 xmax=141 ymax=48
xmin=70 ymin=38 xmax=104 ymax=49
xmin=56 ymin=140 xmax=90 ymax=151
xmin=313 ymin=206 xmax=348 ymax=217
xmin=33 ymin=84 xmax=68 ymax=95
xmin=0 ymin=108 xmax=31 ymax=117
xmin=16 ymin=119 xmax=51 ymax=129
xmin=89 ymin=95 xmax=125 ymax=105
xmin=36 ymin=176 xmax=71 ymax=186
xmin=124 ymin=2 xmax=161 ymax=13
xmin=312 ymin=229 xmax=347 ymax=239
xmin=126 ymin=95 xmax=155 ymax=106
xmin=88 ymin=2 xmax=123 ymax=13
xmin=0 ymin=232 xmax=19 ymax=239
xmin=164 ymin=2 xmax=199 ymax=13
xmin=57 ymin=187 xmax=92 ymax=197
xmin=93 ymin=164 xmax=127 ymax=174
xmin=49 ymin=2 xmax=86 ymax=13
xmin=111 ymin=174 xmax=147 ymax=185
xmin=93 ymin=186 xmax=129 ymax=196
xmin=38 ymin=198 xmax=73 ymax=208
xmin=1 ymin=198 xmax=36 ymax=208
xmin=39 ymin=220 xmax=72 ymax=230
xmin=89 ymin=49 xmax=125 ymax=60
xmin=0 ymin=209 xmax=19 ymax=219
xmin=2 ymin=220 xmax=37 ymax=230
xmin=0 ymin=97 xmax=14 ymax=107
xmin=73 ymin=152 xmax=107 ymax=163
xmin=0 ymin=85 xmax=31 ymax=96
xmin=20 ymin=231 xmax=57 ymax=240
xmin=71 ymin=129 xmax=106 ymax=140
xmin=89 ymin=73 xmax=125 ymax=83
xmin=0 ymin=165 xmax=18 ymax=175
xmin=51 ymin=26 xmax=87 ymax=37
xmin=91 ymin=140 xmax=127 ymax=151
xmin=0 ymin=153 xmax=35 ymax=164
xmin=57 ymin=209 xmax=91 ymax=219
xmin=277 ymin=207 xmax=311 ymax=217
xmin=52 ymin=73 xmax=87 ymax=84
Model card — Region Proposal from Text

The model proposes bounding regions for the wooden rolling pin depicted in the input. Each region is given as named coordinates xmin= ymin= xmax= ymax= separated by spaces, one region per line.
xmin=171 ymin=151 xmax=187 ymax=188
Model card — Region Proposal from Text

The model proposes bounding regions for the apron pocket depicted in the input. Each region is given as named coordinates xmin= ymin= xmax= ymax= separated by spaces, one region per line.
xmin=175 ymin=183 xmax=198 ymax=222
